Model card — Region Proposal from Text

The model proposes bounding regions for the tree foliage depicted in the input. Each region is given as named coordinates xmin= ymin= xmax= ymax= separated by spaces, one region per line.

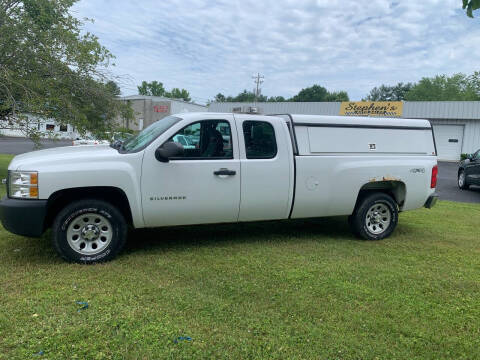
xmin=221 ymin=90 xmax=267 ymax=102
xmin=213 ymin=85 xmax=348 ymax=103
xmin=214 ymin=93 xmax=226 ymax=102
xmin=267 ymin=96 xmax=286 ymax=102
xmin=137 ymin=81 xmax=191 ymax=101
xmin=290 ymin=85 xmax=349 ymax=102
xmin=137 ymin=80 xmax=165 ymax=97
xmin=463 ymin=0 xmax=480 ymax=17
xmin=405 ymin=73 xmax=480 ymax=101
xmin=364 ymin=82 xmax=414 ymax=101
xmin=165 ymin=88 xmax=191 ymax=102
xmin=0 ymin=0 xmax=132 ymax=139
xmin=105 ymin=81 xmax=121 ymax=97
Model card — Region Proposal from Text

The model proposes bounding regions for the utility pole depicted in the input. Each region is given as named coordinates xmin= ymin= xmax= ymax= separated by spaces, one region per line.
xmin=252 ymin=73 xmax=264 ymax=104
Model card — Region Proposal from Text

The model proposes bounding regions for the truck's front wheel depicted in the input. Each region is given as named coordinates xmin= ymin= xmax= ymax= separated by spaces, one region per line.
xmin=350 ymin=193 xmax=398 ymax=240
xmin=52 ymin=199 xmax=127 ymax=263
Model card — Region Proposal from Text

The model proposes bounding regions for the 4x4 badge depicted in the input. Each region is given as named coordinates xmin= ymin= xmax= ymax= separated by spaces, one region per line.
xmin=410 ymin=168 xmax=425 ymax=174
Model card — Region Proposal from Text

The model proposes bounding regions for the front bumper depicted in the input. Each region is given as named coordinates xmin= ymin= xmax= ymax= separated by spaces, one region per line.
xmin=0 ymin=196 xmax=47 ymax=237
xmin=424 ymin=194 xmax=438 ymax=209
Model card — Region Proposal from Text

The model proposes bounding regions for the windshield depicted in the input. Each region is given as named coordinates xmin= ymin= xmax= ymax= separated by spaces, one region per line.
xmin=121 ymin=115 xmax=182 ymax=152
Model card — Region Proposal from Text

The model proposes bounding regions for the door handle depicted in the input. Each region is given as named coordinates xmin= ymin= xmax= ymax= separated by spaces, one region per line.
xmin=214 ymin=168 xmax=236 ymax=176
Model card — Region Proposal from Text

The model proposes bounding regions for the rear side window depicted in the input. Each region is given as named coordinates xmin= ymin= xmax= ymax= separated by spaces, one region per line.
xmin=242 ymin=121 xmax=277 ymax=159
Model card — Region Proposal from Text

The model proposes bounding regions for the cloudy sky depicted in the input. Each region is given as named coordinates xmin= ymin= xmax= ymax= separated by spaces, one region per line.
xmin=72 ymin=0 xmax=480 ymax=103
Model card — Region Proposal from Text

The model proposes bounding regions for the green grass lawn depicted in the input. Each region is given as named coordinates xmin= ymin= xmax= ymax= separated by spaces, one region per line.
xmin=1 ymin=153 xmax=479 ymax=359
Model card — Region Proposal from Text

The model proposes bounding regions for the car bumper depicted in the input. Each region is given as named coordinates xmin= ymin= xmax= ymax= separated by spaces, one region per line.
xmin=424 ymin=194 xmax=438 ymax=209
xmin=0 ymin=196 xmax=47 ymax=237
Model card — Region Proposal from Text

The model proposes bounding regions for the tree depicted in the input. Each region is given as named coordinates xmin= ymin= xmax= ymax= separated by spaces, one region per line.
xmin=105 ymin=81 xmax=121 ymax=97
xmin=0 ymin=0 xmax=132 ymax=141
xmin=222 ymin=89 xmax=267 ymax=102
xmin=214 ymin=93 xmax=226 ymax=102
xmin=405 ymin=73 xmax=480 ymax=101
xmin=291 ymin=85 xmax=327 ymax=102
xmin=233 ymin=90 xmax=255 ymax=102
xmin=267 ymin=96 xmax=286 ymax=102
xmin=210 ymin=86 xmax=348 ymax=103
xmin=137 ymin=81 xmax=191 ymax=101
xmin=164 ymin=88 xmax=191 ymax=102
xmin=290 ymin=85 xmax=349 ymax=102
xmin=137 ymin=81 xmax=165 ymax=96
xmin=463 ymin=0 xmax=480 ymax=17
xmin=364 ymin=82 xmax=414 ymax=101
xmin=324 ymin=91 xmax=350 ymax=102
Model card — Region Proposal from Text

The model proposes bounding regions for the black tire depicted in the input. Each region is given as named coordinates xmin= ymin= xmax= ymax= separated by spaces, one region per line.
xmin=52 ymin=199 xmax=127 ymax=263
xmin=350 ymin=193 xmax=398 ymax=241
xmin=347 ymin=215 xmax=360 ymax=237
xmin=458 ymin=170 xmax=469 ymax=190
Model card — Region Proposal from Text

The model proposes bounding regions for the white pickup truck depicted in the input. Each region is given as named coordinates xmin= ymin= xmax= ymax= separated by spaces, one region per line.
xmin=0 ymin=112 xmax=438 ymax=263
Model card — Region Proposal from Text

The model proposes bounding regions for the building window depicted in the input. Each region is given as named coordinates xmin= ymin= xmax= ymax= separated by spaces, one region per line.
xmin=59 ymin=124 xmax=68 ymax=132
xmin=46 ymin=124 xmax=55 ymax=131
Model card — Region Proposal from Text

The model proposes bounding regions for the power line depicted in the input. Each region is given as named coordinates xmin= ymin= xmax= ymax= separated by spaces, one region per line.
xmin=252 ymin=73 xmax=264 ymax=104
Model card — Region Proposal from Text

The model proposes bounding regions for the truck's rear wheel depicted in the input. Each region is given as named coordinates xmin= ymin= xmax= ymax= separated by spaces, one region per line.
xmin=350 ymin=193 xmax=398 ymax=240
xmin=52 ymin=199 xmax=127 ymax=263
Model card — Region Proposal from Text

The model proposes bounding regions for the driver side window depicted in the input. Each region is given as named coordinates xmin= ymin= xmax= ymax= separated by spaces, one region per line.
xmin=168 ymin=120 xmax=233 ymax=159
xmin=473 ymin=150 xmax=480 ymax=160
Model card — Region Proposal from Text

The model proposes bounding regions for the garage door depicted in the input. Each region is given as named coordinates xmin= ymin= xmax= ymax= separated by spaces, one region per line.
xmin=432 ymin=125 xmax=464 ymax=161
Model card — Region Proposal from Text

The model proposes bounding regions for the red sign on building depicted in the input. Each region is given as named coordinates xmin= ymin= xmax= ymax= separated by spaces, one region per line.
xmin=153 ymin=105 xmax=169 ymax=113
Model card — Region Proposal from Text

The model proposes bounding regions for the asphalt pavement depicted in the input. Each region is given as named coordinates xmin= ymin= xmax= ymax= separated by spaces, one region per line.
xmin=0 ymin=136 xmax=479 ymax=203
xmin=0 ymin=136 xmax=72 ymax=155
xmin=437 ymin=161 xmax=480 ymax=204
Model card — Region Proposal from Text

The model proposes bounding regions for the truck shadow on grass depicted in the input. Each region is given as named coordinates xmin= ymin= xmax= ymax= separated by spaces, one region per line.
xmin=123 ymin=216 xmax=359 ymax=255
xmin=9 ymin=217 xmax=417 ymax=264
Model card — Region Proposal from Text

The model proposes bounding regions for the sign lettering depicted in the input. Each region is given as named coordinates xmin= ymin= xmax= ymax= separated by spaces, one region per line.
xmin=153 ymin=105 xmax=169 ymax=113
xmin=339 ymin=101 xmax=403 ymax=117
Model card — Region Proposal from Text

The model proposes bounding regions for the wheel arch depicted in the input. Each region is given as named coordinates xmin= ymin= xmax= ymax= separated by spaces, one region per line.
xmin=45 ymin=186 xmax=133 ymax=230
xmin=354 ymin=180 xmax=406 ymax=212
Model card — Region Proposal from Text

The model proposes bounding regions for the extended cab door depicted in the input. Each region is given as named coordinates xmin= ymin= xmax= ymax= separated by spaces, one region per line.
xmin=235 ymin=115 xmax=294 ymax=221
xmin=141 ymin=115 xmax=240 ymax=227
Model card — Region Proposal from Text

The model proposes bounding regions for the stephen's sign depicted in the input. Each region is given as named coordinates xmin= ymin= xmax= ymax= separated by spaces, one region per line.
xmin=340 ymin=101 xmax=403 ymax=117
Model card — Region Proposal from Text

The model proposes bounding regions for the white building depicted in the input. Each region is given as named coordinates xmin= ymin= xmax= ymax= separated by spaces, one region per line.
xmin=208 ymin=101 xmax=480 ymax=161
xmin=0 ymin=115 xmax=78 ymax=139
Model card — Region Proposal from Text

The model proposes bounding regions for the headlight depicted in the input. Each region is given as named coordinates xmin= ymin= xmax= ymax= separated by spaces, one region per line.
xmin=8 ymin=171 xmax=39 ymax=199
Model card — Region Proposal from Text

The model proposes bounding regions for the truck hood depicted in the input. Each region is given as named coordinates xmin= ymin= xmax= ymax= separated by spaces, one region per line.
xmin=8 ymin=145 xmax=120 ymax=171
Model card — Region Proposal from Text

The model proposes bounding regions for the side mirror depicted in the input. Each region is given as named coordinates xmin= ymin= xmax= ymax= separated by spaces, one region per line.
xmin=112 ymin=139 xmax=122 ymax=149
xmin=155 ymin=141 xmax=184 ymax=163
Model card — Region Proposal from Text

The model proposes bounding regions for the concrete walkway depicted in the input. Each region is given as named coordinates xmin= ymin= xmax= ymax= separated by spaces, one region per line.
xmin=0 ymin=136 xmax=72 ymax=155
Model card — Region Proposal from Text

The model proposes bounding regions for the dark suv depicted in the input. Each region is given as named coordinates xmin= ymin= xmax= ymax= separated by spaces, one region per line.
xmin=458 ymin=149 xmax=480 ymax=189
